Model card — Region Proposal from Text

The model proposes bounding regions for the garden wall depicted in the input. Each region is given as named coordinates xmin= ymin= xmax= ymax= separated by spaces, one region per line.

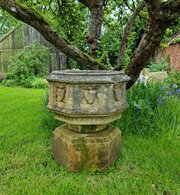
xmin=156 ymin=43 xmax=180 ymax=71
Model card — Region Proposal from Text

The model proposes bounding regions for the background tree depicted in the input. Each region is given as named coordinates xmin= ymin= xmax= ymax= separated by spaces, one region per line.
xmin=0 ymin=0 xmax=179 ymax=88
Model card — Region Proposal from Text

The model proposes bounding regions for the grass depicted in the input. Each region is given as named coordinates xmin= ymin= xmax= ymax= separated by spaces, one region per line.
xmin=0 ymin=86 xmax=179 ymax=194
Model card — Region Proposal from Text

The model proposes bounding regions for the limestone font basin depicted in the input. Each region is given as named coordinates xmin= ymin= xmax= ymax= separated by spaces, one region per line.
xmin=47 ymin=70 xmax=130 ymax=126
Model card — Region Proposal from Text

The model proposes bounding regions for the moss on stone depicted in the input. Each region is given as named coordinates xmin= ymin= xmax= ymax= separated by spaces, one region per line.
xmin=83 ymin=52 xmax=110 ymax=70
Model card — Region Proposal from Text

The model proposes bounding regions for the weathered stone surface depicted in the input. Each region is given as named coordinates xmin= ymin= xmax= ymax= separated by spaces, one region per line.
xmin=54 ymin=112 xmax=122 ymax=126
xmin=67 ymin=124 xmax=108 ymax=133
xmin=47 ymin=70 xmax=130 ymax=128
xmin=52 ymin=124 xmax=121 ymax=172
xmin=148 ymin=71 xmax=168 ymax=82
xmin=140 ymin=68 xmax=168 ymax=82
xmin=47 ymin=70 xmax=130 ymax=84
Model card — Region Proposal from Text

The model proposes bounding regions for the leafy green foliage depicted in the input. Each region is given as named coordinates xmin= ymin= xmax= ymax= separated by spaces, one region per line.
xmin=99 ymin=0 xmax=148 ymax=68
xmin=31 ymin=78 xmax=48 ymax=89
xmin=99 ymin=29 xmax=121 ymax=67
xmin=115 ymin=82 xmax=180 ymax=136
xmin=148 ymin=57 xmax=170 ymax=72
xmin=2 ymin=41 xmax=50 ymax=88
xmin=161 ymin=18 xmax=180 ymax=47
xmin=0 ymin=9 xmax=20 ymax=37
xmin=16 ymin=0 xmax=88 ymax=51
xmin=165 ymin=71 xmax=180 ymax=88
xmin=171 ymin=37 xmax=180 ymax=44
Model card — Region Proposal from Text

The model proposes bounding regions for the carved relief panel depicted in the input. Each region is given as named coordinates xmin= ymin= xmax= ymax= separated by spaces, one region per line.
xmin=81 ymin=86 xmax=99 ymax=113
xmin=56 ymin=85 xmax=66 ymax=104
xmin=83 ymin=87 xmax=97 ymax=105
xmin=113 ymin=84 xmax=125 ymax=103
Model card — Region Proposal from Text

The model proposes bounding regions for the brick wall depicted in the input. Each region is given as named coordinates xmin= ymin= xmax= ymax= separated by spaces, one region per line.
xmin=156 ymin=43 xmax=180 ymax=71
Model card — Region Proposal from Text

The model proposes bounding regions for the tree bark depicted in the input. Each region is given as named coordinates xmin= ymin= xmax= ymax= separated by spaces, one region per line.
xmin=125 ymin=21 xmax=166 ymax=88
xmin=86 ymin=1 xmax=104 ymax=59
xmin=80 ymin=0 xmax=104 ymax=69
xmin=114 ymin=0 xmax=145 ymax=71
xmin=0 ymin=0 xmax=108 ymax=70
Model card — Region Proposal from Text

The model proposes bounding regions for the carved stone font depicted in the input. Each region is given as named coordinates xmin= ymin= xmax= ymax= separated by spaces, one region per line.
xmin=47 ymin=70 xmax=130 ymax=172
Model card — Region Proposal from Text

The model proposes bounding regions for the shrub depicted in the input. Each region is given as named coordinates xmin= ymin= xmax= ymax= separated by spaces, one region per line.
xmin=2 ymin=79 xmax=17 ymax=87
xmin=164 ymin=71 xmax=180 ymax=88
xmin=115 ymin=82 xmax=180 ymax=136
xmin=148 ymin=57 xmax=170 ymax=72
xmin=31 ymin=78 xmax=48 ymax=89
xmin=2 ymin=41 xmax=50 ymax=88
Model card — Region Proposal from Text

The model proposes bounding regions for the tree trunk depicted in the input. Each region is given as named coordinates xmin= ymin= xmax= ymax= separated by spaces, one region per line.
xmin=125 ymin=21 xmax=166 ymax=88
xmin=87 ymin=1 xmax=104 ymax=59
xmin=82 ymin=0 xmax=104 ymax=69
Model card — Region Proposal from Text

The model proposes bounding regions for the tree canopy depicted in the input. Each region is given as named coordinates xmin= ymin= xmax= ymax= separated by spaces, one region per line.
xmin=0 ymin=9 xmax=19 ymax=36
xmin=0 ymin=0 xmax=179 ymax=88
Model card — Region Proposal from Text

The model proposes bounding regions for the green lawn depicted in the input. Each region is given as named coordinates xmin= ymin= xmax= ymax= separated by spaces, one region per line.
xmin=0 ymin=86 xmax=179 ymax=195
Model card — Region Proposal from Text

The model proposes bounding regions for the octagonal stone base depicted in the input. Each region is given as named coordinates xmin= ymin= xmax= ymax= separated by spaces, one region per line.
xmin=52 ymin=124 xmax=121 ymax=172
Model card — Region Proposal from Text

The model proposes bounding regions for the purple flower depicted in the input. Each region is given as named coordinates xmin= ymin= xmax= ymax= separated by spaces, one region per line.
xmin=160 ymin=86 xmax=165 ymax=91
xmin=176 ymin=89 xmax=180 ymax=95
xmin=157 ymin=96 xmax=164 ymax=105
xmin=172 ymin=84 xmax=178 ymax=89
xmin=136 ymin=77 xmax=141 ymax=84
xmin=134 ymin=104 xmax=141 ymax=110
xmin=167 ymin=91 xmax=173 ymax=96
xmin=136 ymin=76 xmax=150 ymax=84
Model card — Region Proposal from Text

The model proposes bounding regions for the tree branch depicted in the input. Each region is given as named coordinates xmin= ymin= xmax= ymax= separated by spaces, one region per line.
xmin=0 ymin=0 xmax=108 ymax=70
xmin=78 ymin=0 xmax=91 ymax=8
xmin=122 ymin=0 xmax=134 ymax=12
xmin=145 ymin=0 xmax=160 ymax=23
xmin=114 ymin=0 xmax=145 ymax=71
xmin=125 ymin=0 xmax=180 ymax=88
